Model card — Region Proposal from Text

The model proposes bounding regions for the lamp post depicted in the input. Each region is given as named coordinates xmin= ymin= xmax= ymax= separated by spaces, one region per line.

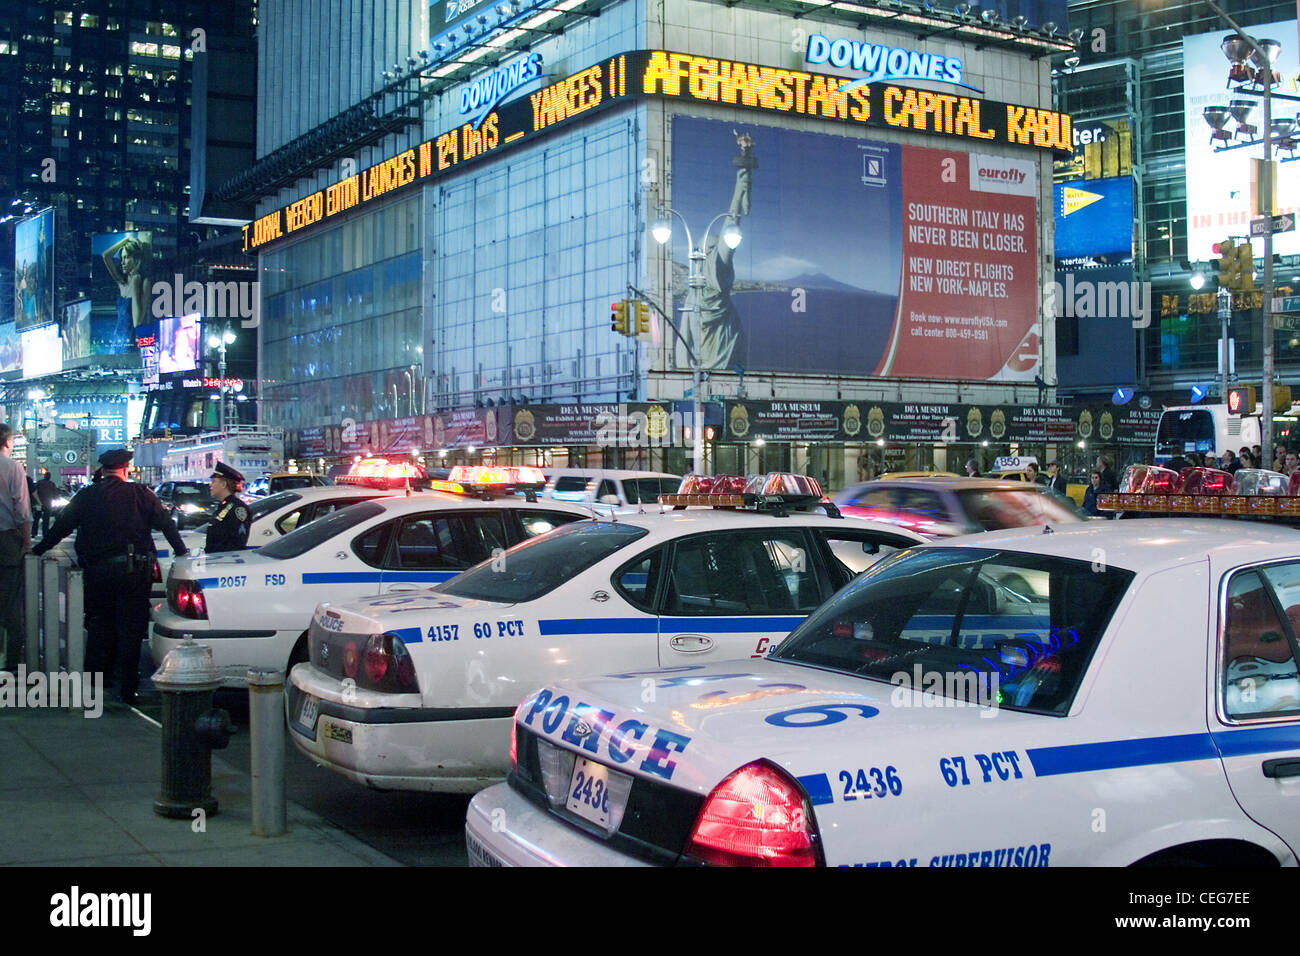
xmin=651 ymin=207 xmax=742 ymax=476
xmin=208 ymin=325 xmax=236 ymax=431
xmin=1205 ymin=0 xmax=1276 ymax=466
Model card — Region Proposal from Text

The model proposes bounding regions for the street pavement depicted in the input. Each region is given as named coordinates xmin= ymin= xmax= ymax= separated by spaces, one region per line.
xmin=1 ymin=654 xmax=472 ymax=867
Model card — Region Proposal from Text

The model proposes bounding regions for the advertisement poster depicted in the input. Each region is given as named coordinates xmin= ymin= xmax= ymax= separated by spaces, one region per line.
xmin=91 ymin=231 xmax=154 ymax=339
xmin=55 ymin=400 xmax=128 ymax=446
xmin=21 ymin=323 xmax=62 ymax=379
xmin=1053 ymin=116 xmax=1134 ymax=182
xmin=670 ymin=117 xmax=1040 ymax=382
xmin=14 ymin=208 xmax=54 ymax=331
xmin=297 ymin=409 xmax=498 ymax=458
xmin=1054 ymin=176 xmax=1135 ymax=265
xmin=63 ymin=300 xmax=92 ymax=362
xmin=0 ymin=322 xmax=21 ymax=374
xmin=1183 ymin=20 xmax=1300 ymax=259
xmin=157 ymin=314 xmax=201 ymax=374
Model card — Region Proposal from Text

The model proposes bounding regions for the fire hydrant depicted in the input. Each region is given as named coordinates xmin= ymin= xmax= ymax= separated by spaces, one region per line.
xmin=151 ymin=641 xmax=236 ymax=818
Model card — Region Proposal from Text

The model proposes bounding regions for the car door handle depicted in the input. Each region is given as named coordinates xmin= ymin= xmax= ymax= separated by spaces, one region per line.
xmin=669 ymin=634 xmax=714 ymax=653
xmin=1262 ymin=758 xmax=1300 ymax=779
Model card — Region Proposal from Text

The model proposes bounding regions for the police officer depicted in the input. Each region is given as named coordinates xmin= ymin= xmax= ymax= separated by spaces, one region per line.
xmin=205 ymin=462 xmax=251 ymax=553
xmin=33 ymin=448 xmax=187 ymax=705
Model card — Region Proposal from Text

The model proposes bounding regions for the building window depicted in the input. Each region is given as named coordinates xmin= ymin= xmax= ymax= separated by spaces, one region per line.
xmin=79 ymin=13 xmax=99 ymax=28
xmin=53 ymin=11 xmax=73 ymax=26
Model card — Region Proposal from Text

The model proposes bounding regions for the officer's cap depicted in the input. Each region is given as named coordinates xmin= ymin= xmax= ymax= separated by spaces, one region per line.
xmin=98 ymin=448 xmax=133 ymax=469
xmin=212 ymin=462 xmax=245 ymax=484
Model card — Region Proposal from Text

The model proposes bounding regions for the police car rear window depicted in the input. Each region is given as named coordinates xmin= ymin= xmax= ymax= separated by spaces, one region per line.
xmin=436 ymin=521 xmax=648 ymax=603
xmin=249 ymin=491 xmax=302 ymax=522
xmin=258 ymin=501 xmax=386 ymax=560
xmin=771 ymin=547 xmax=1133 ymax=716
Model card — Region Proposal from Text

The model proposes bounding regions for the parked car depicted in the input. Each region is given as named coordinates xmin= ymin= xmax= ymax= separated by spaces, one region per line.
xmin=833 ymin=477 xmax=1083 ymax=537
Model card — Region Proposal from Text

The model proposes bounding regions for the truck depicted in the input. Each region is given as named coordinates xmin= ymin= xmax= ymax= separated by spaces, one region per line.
xmin=159 ymin=425 xmax=285 ymax=482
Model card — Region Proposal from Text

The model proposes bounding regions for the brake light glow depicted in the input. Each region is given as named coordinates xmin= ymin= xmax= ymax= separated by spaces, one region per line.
xmin=363 ymin=634 xmax=389 ymax=684
xmin=662 ymin=473 xmax=830 ymax=511
xmin=343 ymin=640 xmax=359 ymax=679
xmin=152 ymin=560 xmax=162 ymax=584
xmin=172 ymin=580 xmax=207 ymax=620
xmin=684 ymin=760 xmax=820 ymax=867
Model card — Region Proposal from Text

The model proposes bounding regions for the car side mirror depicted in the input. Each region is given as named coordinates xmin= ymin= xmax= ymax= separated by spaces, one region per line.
xmin=599 ymin=494 xmax=620 ymax=505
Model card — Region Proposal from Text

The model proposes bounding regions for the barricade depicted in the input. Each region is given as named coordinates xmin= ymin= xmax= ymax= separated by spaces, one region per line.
xmin=22 ymin=552 xmax=86 ymax=676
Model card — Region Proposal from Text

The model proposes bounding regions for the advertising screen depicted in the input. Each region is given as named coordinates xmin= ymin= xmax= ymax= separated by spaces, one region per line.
xmin=0 ymin=323 xmax=21 ymax=374
xmin=1054 ymin=176 xmax=1135 ymax=265
xmin=14 ymin=208 xmax=54 ymax=331
xmin=669 ymin=117 xmax=1040 ymax=381
xmin=1183 ymin=19 xmax=1299 ymax=259
xmin=64 ymin=300 xmax=92 ymax=362
xmin=157 ymin=313 xmax=200 ymax=374
xmin=90 ymin=231 xmax=154 ymax=338
xmin=22 ymin=323 xmax=62 ymax=379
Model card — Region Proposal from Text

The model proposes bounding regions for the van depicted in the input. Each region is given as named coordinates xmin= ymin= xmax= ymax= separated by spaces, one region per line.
xmin=540 ymin=469 xmax=681 ymax=511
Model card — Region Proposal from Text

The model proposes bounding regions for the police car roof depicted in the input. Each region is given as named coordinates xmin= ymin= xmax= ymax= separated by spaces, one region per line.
xmin=933 ymin=517 xmax=1300 ymax=571
xmin=356 ymin=490 xmax=593 ymax=516
xmin=264 ymin=485 xmax=385 ymax=501
xmin=602 ymin=506 xmax=921 ymax=543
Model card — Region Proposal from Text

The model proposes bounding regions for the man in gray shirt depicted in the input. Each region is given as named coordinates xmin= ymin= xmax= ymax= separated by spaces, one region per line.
xmin=0 ymin=423 xmax=31 ymax=669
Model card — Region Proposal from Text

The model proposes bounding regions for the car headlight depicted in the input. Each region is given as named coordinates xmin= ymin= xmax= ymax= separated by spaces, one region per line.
xmin=179 ymin=503 xmax=203 ymax=514
xmin=51 ymin=497 xmax=68 ymax=508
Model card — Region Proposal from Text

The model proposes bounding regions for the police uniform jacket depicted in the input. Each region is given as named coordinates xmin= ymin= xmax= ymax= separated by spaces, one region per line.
xmin=205 ymin=495 xmax=251 ymax=553
xmin=32 ymin=475 xmax=187 ymax=567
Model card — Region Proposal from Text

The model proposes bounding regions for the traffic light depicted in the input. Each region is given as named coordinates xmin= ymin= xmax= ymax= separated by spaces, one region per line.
xmin=610 ymin=299 xmax=630 ymax=336
xmin=1235 ymin=242 xmax=1255 ymax=292
xmin=634 ymin=300 xmax=650 ymax=335
xmin=1226 ymin=385 xmax=1255 ymax=414
xmin=1215 ymin=238 xmax=1238 ymax=289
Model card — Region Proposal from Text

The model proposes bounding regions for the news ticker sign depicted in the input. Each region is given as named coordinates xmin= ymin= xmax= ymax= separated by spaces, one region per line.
xmin=243 ymin=49 xmax=1072 ymax=253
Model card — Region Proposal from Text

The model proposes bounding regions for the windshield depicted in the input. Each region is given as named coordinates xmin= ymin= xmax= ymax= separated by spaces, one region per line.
xmin=622 ymin=477 xmax=681 ymax=504
xmin=772 ymin=547 xmax=1133 ymax=715
xmin=1156 ymin=409 xmax=1215 ymax=456
xmin=954 ymin=489 xmax=1083 ymax=532
xmin=248 ymin=491 xmax=301 ymax=523
xmin=258 ymin=501 xmax=385 ymax=560
xmin=437 ymin=521 xmax=648 ymax=603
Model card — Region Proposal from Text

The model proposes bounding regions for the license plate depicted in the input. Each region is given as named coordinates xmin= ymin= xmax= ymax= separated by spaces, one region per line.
xmin=297 ymin=693 xmax=319 ymax=731
xmin=466 ymin=833 xmax=506 ymax=868
xmin=566 ymin=757 xmax=627 ymax=831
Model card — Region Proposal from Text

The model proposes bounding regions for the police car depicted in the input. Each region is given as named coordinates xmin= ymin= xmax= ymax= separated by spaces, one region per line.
xmin=286 ymin=473 xmax=926 ymax=792
xmin=151 ymin=467 xmax=589 ymax=685
xmin=465 ymin=518 xmax=1300 ymax=866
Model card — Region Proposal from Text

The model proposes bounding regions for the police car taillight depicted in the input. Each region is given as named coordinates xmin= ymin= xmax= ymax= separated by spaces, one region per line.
xmin=152 ymin=560 xmax=162 ymax=584
xmin=360 ymin=633 xmax=419 ymax=693
xmin=173 ymin=580 xmax=207 ymax=620
xmin=684 ymin=760 xmax=820 ymax=867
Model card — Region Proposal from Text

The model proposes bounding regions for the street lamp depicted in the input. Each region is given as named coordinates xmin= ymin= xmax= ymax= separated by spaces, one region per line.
xmin=207 ymin=325 xmax=236 ymax=430
xmin=651 ymin=205 xmax=743 ymax=476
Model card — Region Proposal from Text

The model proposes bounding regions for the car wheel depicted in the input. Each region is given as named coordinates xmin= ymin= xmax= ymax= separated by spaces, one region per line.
xmin=286 ymin=632 xmax=310 ymax=677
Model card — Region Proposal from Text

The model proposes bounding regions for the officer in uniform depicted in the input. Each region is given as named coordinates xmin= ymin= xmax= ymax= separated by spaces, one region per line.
xmin=33 ymin=448 xmax=187 ymax=705
xmin=205 ymin=462 xmax=251 ymax=553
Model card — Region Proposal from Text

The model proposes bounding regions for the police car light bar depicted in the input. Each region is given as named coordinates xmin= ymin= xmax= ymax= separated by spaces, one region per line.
xmin=430 ymin=465 xmax=547 ymax=501
xmin=336 ymin=457 xmax=429 ymax=490
xmin=659 ymin=473 xmax=841 ymax=517
xmin=1098 ymin=465 xmax=1300 ymax=517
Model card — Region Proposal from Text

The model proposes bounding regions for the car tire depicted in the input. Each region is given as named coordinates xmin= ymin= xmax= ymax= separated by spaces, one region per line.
xmin=286 ymin=632 xmax=310 ymax=677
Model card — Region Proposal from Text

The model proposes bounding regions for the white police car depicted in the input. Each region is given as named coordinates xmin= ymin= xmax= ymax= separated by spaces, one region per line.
xmin=465 ymin=519 xmax=1300 ymax=866
xmin=151 ymin=467 xmax=589 ymax=685
xmin=286 ymin=474 xmax=926 ymax=793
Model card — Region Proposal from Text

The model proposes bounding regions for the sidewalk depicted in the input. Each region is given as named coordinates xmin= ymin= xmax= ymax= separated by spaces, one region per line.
xmin=0 ymin=701 xmax=402 ymax=867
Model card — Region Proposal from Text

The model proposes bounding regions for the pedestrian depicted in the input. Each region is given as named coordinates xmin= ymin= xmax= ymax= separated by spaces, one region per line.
xmin=1221 ymin=449 xmax=1239 ymax=473
xmin=34 ymin=468 xmax=58 ymax=536
xmin=1287 ymin=452 xmax=1300 ymax=477
xmin=964 ymin=458 xmax=980 ymax=478
xmin=205 ymin=462 xmax=252 ymax=553
xmin=0 ymin=424 xmax=31 ymax=671
xmin=1025 ymin=462 xmax=1042 ymax=485
xmin=1083 ymin=470 xmax=1103 ymax=516
xmin=1047 ymin=461 xmax=1068 ymax=495
xmin=1239 ymin=450 xmax=1255 ymax=470
xmin=32 ymin=449 xmax=187 ymax=705
xmin=1097 ymin=455 xmax=1119 ymax=493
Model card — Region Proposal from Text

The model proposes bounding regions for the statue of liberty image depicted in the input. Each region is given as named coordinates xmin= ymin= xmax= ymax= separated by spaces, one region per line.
xmin=686 ymin=131 xmax=755 ymax=371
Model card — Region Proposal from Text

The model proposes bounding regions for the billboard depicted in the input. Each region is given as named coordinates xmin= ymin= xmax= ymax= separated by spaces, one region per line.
xmin=1183 ymin=20 xmax=1300 ymax=259
xmin=54 ymin=400 xmax=129 ymax=447
xmin=14 ymin=208 xmax=54 ymax=331
xmin=21 ymin=323 xmax=62 ymax=379
xmin=1053 ymin=116 xmax=1134 ymax=182
xmin=91 ymin=231 xmax=154 ymax=335
xmin=158 ymin=314 xmax=201 ymax=374
xmin=64 ymin=300 xmax=92 ymax=362
xmin=1053 ymin=176 xmax=1135 ymax=265
xmin=0 ymin=322 xmax=21 ymax=374
xmin=669 ymin=117 xmax=1040 ymax=381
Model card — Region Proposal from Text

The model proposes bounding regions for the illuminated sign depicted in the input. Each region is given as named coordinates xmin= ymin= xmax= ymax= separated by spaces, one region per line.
xmin=244 ymin=50 xmax=1071 ymax=253
xmin=804 ymin=34 xmax=980 ymax=94
xmin=459 ymin=52 xmax=542 ymax=130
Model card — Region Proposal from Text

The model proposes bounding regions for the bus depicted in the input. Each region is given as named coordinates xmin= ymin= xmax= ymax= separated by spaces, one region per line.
xmin=1154 ymin=404 xmax=1261 ymax=466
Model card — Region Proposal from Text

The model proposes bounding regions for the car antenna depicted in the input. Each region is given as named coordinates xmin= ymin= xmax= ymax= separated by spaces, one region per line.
xmin=1042 ymin=524 xmax=1053 ymax=534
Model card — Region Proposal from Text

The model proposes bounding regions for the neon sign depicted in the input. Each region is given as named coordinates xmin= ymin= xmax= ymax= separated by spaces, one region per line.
xmin=805 ymin=34 xmax=981 ymax=94
xmin=459 ymin=53 xmax=542 ymax=130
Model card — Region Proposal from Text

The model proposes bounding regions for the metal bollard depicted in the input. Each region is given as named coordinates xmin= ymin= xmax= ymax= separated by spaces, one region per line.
xmin=151 ymin=641 xmax=235 ymax=819
xmin=66 ymin=568 xmax=84 ymax=675
xmin=22 ymin=554 xmax=38 ymax=672
xmin=41 ymin=556 xmax=60 ymax=673
xmin=247 ymin=669 xmax=286 ymax=837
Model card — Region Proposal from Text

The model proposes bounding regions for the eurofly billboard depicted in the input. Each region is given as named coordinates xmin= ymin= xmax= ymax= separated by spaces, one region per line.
xmin=1183 ymin=19 xmax=1300 ymax=259
xmin=668 ymin=117 xmax=1040 ymax=381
